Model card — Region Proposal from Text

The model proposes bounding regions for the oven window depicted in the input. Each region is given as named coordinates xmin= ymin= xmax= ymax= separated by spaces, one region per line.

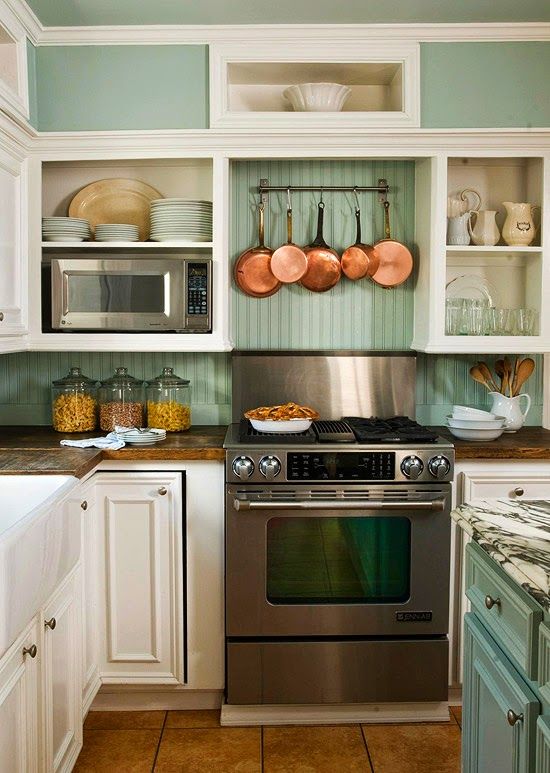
xmin=266 ymin=517 xmax=410 ymax=604
xmin=68 ymin=274 xmax=165 ymax=313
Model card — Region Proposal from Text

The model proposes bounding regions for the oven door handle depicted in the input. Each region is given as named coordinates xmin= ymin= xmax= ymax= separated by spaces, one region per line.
xmin=233 ymin=498 xmax=446 ymax=512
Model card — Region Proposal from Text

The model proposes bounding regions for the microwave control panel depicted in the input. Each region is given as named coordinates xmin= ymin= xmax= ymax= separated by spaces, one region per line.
xmin=185 ymin=261 xmax=211 ymax=331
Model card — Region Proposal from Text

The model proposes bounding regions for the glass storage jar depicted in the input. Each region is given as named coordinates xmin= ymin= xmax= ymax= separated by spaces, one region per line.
xmin=52 ymin=366 xmax=98 ymax=433
xmin=99 ymin=367 xmax=145 ymax=431
xmin=146 ymin=367 xmax=191 ymax=431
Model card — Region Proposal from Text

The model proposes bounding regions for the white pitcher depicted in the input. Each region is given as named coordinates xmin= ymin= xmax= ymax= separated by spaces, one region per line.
xmin=502 ymin=202 xmax=539 ymax=246
xmin=468 ymin=210 xmax=500 ymax=246
xmin=489 ymin=392 xmax=531 ymax=432
xmin=447 ymin=212 xmax=475 ymax=246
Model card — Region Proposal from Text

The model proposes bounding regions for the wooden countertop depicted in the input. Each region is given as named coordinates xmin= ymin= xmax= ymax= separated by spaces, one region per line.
xmin=0 ymin=426 xmax=227 ymax=477
xmin=434 ymin=426 xmax=550 ymax=460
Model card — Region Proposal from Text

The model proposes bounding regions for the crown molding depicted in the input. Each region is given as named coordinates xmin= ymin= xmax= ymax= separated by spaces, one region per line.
xmin=29 ymin=22 xmax=550 ymax=47
xmin=2 ymin=0 xmax=42 ymax=43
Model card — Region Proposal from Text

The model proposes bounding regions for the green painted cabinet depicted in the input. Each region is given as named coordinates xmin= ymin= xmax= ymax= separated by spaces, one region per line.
xmin=537 ymin=717 xmax=550 ymax=772
xmin=463 ymin=612 xmax=540 ymax=772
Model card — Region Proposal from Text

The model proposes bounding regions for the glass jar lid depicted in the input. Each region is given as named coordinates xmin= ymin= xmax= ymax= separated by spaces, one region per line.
xmin=148 ymin=367 xmax=190 ymax=387
xmin=52 ymin=366 xmax=98 ymax=387
xmin=100 ymin=366 xmax=144 ymax=387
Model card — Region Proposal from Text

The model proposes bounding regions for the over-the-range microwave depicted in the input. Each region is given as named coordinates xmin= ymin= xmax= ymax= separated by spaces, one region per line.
xmin=43 ymin=256 xmax=212 ymax=333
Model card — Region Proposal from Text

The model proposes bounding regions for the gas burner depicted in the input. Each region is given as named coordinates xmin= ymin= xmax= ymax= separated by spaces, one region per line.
xmin=344 ymin=416 xmax=439 ymax=444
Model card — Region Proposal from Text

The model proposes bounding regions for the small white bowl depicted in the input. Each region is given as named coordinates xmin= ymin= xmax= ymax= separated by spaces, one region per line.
xmin=283 ymin=83 xmax=352 ymax=112
xmin=249 ymin=418 xmax=312 ymax=434
xmin=447 ymin=416 xmax=506 ymax=430
xmin=446 ymin=425 xmax=504 ymax=441
xmin=452 ymin=405 xmax=496 ymax=420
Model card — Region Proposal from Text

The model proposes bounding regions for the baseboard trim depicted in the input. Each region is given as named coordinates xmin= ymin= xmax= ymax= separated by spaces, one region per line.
xmin=221 ymin=701 xmax=452 ymax=726
xmin=90 ymin=688 xmax=223 ymax=711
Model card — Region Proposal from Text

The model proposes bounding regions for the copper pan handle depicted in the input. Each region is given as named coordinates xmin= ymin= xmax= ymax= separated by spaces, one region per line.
xmin=258 ymin=203 xmax=265 ymax=248
xmin=286 ymin=207 xmax=293 ymax=244
xmin=355 ymin=208 xmax=362 ymax=244
xmin=383 ymin=201 xmax=391 ymax=239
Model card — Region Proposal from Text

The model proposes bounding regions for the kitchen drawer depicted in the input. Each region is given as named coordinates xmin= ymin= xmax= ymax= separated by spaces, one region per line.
xmin=466 ymin=543 xmax=543 ymax=680
xmin=537 ymin=624 xmax=550 ymax=704
xmin=463 ymin=473 xmax=550 ymax=501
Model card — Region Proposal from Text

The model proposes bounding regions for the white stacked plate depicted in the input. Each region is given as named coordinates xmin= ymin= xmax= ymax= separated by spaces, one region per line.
xmin=115 ymin=428 xmax=167 ymax=445
xmin=150 ymin=198 xmax=212 ymax=242
xmin=95 ymin=223 xmax=139 ymax=242
xmin=445 ymin=406 xmax=506 ymax=441
xmin=42 ymin=216 xmax=91 ymax=242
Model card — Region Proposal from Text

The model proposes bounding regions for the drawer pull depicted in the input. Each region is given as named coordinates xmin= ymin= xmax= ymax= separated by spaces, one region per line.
xmin=44 ymin=617 xmax=56 ymax=630
xmin=507 ymin=710 xmax=524 ymax=726
xmin=485 ymin=595 xmax=501 ymax=610
xmin=158 ymin=487 xmax=167 ymax=496
xmin=81 ymin=500 xmax=88 ymax=510
xmin=514 ymin=487 xmax=525 ymax=497
xmin=22 ymin=644 xmax=37 ymax=659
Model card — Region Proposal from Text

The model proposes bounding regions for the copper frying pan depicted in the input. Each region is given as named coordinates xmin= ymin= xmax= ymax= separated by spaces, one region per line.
xmin=301 ymin=202 xmax=341 ymax=293
xmin=341 ymin=204 xmax=380 ymax=280
xmin=234 ymin=203 xmax=281 ymax=298
xmin=370 ymin=201 xmax=413 ymax=288
xmin=270 ymin=192 xmax=308 ymax=284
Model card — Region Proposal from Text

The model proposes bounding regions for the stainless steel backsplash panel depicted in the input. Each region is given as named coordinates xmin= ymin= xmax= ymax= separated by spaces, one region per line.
xmin=231 ymin=351 xmax=416 ymax=420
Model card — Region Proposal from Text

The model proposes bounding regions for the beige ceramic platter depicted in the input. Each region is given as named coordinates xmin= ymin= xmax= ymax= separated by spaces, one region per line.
xmin=68 ymin=178 xmax=163 ymax=240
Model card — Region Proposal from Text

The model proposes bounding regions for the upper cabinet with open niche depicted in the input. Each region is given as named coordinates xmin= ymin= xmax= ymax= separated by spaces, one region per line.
xmin=0 ymin=4 xmax=29 ymax=124
xmin=209 ymin=42 xmax=420 ymax=130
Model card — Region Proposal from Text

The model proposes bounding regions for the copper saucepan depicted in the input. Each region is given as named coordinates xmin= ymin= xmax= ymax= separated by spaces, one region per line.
xmin=234 ymin=203 xmax=281 ymax=298
xmin=341 ymin=204 xmax=380 ymax=280
xmin=270 ymin=191 xmax=308 ymax=284
xmin=301 ymin=201 xmax=341 ymax=293
xmin=370 ymin=201 xmax=413 ymax=288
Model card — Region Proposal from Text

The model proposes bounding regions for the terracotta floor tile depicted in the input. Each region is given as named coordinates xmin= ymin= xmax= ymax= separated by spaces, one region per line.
xmin=449 ymin=705 xmax=462 ymax=728
xmin=85 ymin=710 xmax=166 ymax=730
xmin=154 ymin=727 xmax=261 ymax=772
xmin=263 ymin=725 xmax=371 ymax=773
xmin=74 ymin=729 xmax=161 ymax=772
xmin=165 ymin=709 xmax=221 ymax=728
xmin=362 ymin=723 xmax=461 ymax=773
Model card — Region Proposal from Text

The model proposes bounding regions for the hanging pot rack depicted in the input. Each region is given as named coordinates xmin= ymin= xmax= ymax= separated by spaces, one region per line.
xmin=258 ymin=178 xmax=389 ymax=206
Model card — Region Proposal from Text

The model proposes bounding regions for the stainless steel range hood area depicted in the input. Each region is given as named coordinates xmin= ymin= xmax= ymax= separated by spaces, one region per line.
xmin=231 ymin=351 xmax=416 ymax=421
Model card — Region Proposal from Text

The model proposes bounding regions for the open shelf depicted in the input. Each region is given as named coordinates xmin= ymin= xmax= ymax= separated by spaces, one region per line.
xmin=446 ymin=245 xmax=542 ymax=255
xmin=42 ymin=241 xmax=213 ymax=250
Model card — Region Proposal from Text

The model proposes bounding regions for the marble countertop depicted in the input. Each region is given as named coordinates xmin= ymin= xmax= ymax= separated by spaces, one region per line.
xmin=452 ymin=499 xmax=550 ymax=610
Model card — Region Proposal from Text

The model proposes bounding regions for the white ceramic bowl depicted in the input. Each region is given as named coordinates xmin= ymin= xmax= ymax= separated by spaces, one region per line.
xmin=283 ymin=83 xmax=352 ymax=112
xmin=452 ymin=405 xmax=496 ymax=420
xmin=249 ymin=418 xmax=312 ymax=434
xmin=446 ymin=425 xmax=505 ymax=441
xmin=447 ymin=416 xmax=506 ymax=430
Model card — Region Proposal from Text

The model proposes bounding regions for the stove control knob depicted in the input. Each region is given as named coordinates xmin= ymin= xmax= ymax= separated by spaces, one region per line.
xmin=259 ymin=455 xmax=281 ymax=481
xmin=428 ymin=455 xmax=451 ymax=480
xmin=401 ymin=455 xmax=424 ymax=480
xmin=232 ymin=456 xmax=255 ymax=480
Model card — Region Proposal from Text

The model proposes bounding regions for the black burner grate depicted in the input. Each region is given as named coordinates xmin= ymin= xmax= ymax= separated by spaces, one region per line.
xmin=344 ymin=416 xmax=438 ymax=444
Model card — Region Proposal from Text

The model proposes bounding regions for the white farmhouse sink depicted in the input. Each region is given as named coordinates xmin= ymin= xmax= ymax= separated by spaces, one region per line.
xmin=0 ymin=475 xmax=80 ymax=657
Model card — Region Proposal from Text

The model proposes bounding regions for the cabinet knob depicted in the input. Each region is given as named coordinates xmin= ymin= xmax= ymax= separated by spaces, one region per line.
xmin=485 ymin=595 xmax=501 ymax=610
xmin=514 ymin=487 xmax=524 ymax=497
xmin=81 ymin=500 xmax=88 ymax=510
xmin=0 ymin=312 xmax=4 ymax=322
xmin=507 ymin=709 xmax=524 ymax=726
xmin=22 ymin=644 xmax=37 ymax=659
xmin=158 ymin=487 xmax=167 ymax=496
xmin=44 ymin=617 xmax=57 ymax=630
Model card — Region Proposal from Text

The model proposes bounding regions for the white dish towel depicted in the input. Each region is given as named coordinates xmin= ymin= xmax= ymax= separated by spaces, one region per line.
xmin=60 ymin=432 xmax=126 ymax=450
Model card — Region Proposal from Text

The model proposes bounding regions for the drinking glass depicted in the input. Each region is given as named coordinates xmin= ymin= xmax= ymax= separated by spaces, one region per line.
xmin=516 ymin=308 xmax=538 ymax=336
xmin=445 ymin=299 xmax=466 ymax=335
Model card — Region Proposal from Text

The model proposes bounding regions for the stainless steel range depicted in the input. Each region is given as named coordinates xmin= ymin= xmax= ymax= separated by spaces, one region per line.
xmin=224 ymin=353 xmax=454 ymax=707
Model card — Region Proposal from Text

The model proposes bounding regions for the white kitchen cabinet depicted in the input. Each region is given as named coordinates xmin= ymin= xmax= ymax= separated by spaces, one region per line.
xmin=41 ymin=567 xmax=83 ymax=773
xmin=94 ymin=472 xmax=184 ymax=685
xmin=77 ymin=490 xmax=101 ymax=714
xmin=0 ymin=141 xmax=28 ymax=349
xmin=0 ymin=618 xmax=39 ymax=773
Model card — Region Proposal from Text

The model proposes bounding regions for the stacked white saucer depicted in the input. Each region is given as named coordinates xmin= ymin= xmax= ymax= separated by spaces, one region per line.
xmin=95 ymin=223 xmax=139 ymax=242
xmin=114 ymin=426 xmax=167 ymax=445
xmin=42 ymin=217 xmax=91 ymax=242
xmin=150 ymin=199 xmax=213 ymax=242
xmin=446 ymin=405 xmax=506 ymax=441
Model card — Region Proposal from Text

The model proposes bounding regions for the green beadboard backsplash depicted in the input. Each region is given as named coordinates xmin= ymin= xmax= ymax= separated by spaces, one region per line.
xmin=231 ymin=159 xmax=415 ymax=350
xmin=0 ymin=352 xmax=542 ymax=426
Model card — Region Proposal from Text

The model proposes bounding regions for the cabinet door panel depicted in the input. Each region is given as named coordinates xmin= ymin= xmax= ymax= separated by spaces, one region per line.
xmin=0 ymin=620 xmax=39 ymax=773
xmin=0 ymin=148 xmax=26 ymax=338
xmin=94 ymin=472 xmax=184 ymax=685
xmin=463 ymin=613 xmax=539 ymax=773
xmin=537 ymin=717 xmax=550 ymax=772
xmin=79 ymin=492 xmax=100 ymax=714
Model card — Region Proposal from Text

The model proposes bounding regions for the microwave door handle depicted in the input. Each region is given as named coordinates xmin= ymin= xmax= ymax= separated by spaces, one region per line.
xmin=62 ymin=272 xmax=70 ymax=316
xmin=233 ymin=499 xmax=446 ymax=512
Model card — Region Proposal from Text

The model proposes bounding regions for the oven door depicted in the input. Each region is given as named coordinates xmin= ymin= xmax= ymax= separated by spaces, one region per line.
xmin=51 ymin=258 xmax=184 ymax=331
xmin=226 ymin=484 xmax=451 ymax=638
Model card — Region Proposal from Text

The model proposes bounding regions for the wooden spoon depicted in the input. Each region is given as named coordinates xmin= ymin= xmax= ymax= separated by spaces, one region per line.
xmin=503 ymin=356 xmax=513 ymax=397
xmin=513 ymin=357 xmax=535 ymax=396
xmin=477 ymin=361 xmax=499 ymax=392
xmin=511 ymin=356 xmax=520 ymax=396
xmin=469 ymin=365 xmax=492 ymax=391
xmin=494 ymin=359 xmax=505 ymax=394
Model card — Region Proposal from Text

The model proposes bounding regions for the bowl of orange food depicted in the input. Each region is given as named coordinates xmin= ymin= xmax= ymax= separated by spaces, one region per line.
xmin=244 ymin=402 xmax=319 ymax=433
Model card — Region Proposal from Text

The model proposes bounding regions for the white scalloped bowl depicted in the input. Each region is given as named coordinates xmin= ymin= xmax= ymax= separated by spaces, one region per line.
xmin=249 ymin=418 xmax=312 ymax=434
xmin=283 ymin=83 xmax=352 ymax=112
